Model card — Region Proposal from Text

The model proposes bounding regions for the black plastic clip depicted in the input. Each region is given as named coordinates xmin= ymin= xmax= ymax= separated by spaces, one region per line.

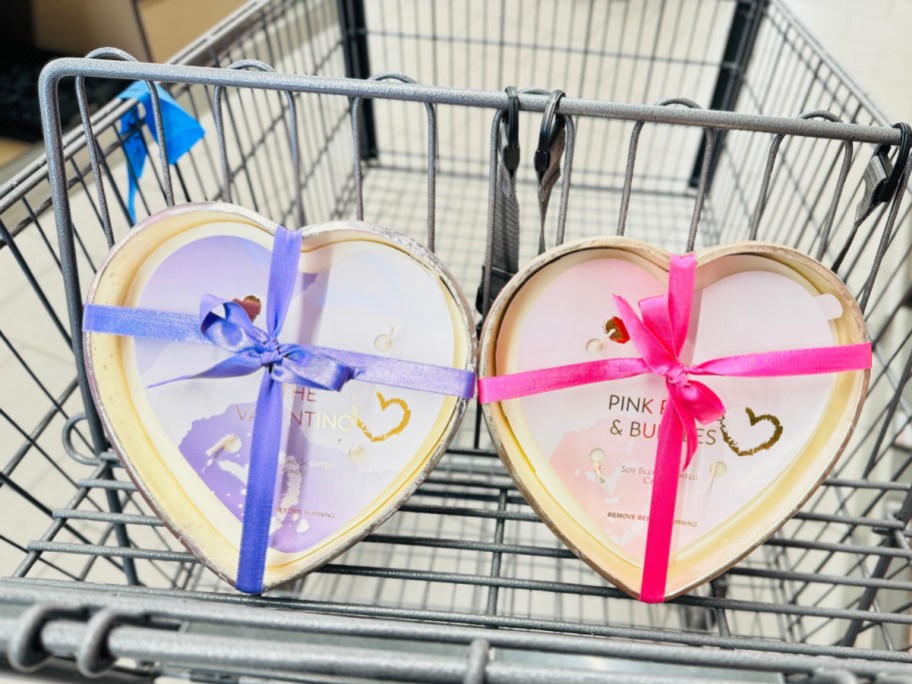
xmin=534 ymin=89 xmax=566 ymax=179
xmin=502 ymin=86 xmax=520 ymax=174
xmin=855 ymin=122 xmax=911 ymax=224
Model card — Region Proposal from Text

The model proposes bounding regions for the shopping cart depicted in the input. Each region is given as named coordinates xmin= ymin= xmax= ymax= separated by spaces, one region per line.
xmin=1 ymin=0 xmax=912 ymax=681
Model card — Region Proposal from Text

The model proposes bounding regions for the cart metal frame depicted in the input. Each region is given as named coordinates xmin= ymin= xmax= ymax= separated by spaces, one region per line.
xmin=2 ymin=1 xmax=912 ymax=681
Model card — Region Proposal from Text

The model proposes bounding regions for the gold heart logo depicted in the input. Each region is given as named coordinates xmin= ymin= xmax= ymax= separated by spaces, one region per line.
xmin=719 ymin=407 xmax=783 ymax=457
xmin=354 ymin=392 xmax=411 ymax=442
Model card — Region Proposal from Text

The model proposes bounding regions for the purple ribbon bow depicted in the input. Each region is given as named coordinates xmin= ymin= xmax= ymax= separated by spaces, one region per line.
xmin=84 ymin=226 xmax=475 ymax=593
xmin=192 ymin=296 xmax=352 ymax=388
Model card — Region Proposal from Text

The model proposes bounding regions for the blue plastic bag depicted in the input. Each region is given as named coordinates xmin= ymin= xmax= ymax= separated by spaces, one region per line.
xmin=118 ymin=82 xmax=205 ymax=221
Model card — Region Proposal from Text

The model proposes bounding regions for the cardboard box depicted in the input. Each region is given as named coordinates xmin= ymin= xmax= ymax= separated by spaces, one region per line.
xmin=33 ymin=0 xmax=247 ymax=62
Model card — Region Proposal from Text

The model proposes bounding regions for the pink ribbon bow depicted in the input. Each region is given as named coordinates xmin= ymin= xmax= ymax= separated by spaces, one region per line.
xmin=478 ymin=253 xmax=871 ymax=603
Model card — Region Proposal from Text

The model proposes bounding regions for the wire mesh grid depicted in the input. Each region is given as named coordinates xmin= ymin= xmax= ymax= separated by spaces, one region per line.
xmin=2 ymin=0 xmax=912 ymax=681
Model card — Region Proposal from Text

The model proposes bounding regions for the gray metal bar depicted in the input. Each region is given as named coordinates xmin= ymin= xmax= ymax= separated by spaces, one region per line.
xmin=39 ymin=59 xmax=902 ymax=144
xmin=1 ymin=616 xmax=754 ymax=684
xmin=3 ymin=580 xmax=912 ymax=674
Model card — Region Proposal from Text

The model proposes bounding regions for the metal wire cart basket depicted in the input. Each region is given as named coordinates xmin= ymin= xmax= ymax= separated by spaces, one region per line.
xmin=2 ymin=0 xmax=912 ymax=681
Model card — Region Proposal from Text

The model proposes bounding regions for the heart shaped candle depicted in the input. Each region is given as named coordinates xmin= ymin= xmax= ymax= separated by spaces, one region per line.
xmin=84 ymin=203 xmax=475 ymax=591
xmin=479 ymin=238 xmax=869 ymax=601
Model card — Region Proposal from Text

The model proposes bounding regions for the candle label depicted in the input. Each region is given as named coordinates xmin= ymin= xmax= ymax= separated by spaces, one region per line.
xmin=483 ymin=240 xmax=868 ymax=599
xmin=129 ymin=233 xmax=459 ymax=555
xmin=504 ymin=256 xmax=836 ymax=560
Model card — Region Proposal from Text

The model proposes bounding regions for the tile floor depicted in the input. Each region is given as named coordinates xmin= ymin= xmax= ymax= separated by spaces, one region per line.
xmin=785 ymin=0 xmax=912 ymax=123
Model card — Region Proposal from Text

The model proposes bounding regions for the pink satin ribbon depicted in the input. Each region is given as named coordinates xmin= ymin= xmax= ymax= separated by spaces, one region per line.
xmin=478 ymin=253 xmax=871 ymax=603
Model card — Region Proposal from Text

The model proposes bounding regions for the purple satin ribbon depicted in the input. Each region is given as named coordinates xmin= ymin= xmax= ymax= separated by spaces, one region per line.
xmin=83 ymin=226 xmax=475 ymax=593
